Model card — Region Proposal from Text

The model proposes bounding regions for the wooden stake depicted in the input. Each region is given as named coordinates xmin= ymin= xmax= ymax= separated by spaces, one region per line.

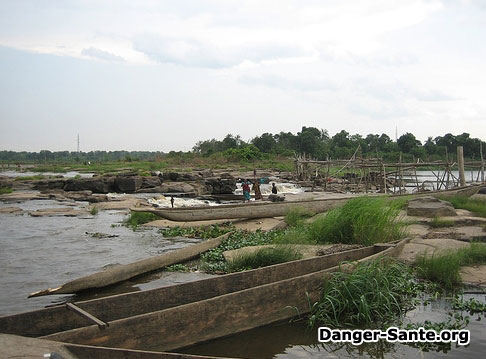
xmin=457 ymin=146 xmax=466 ymax=186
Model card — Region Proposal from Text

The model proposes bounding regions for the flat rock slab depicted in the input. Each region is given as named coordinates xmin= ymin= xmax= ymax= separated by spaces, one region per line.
xmin=29 ymin=207 xmax=88 ymax=217
xmin=397 ymin=238 xmax=469 ymax=263
xmin=0 ymin=206 xmax=23 ymax=214
xmin=424 ymin=226 xmax=486 ymax=241
xmin=460 ymin=265 xmax=486 ymax=286
xmin=471 ymin=193 xmax=486 ymax=201
xmin=0 ymin=191 xmax=49 ymax=202
xmin=407 ymin=224 xmax=430 ymax=238
xmin=407 ymin=197 xmax=457 ymax=217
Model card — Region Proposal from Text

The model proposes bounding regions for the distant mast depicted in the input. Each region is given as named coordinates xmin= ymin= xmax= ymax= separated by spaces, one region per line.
xmin=77 ymin=134 xmax=80 ymax=153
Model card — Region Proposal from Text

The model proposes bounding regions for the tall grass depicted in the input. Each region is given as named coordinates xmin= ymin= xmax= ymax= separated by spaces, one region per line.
xmin=307 ymin=197 xmax=406 ymax=245
xmin=444 ymin=195 xmax=486 ymax=218
xmin=309 ymin=259 xmax=418 ymax=328
xmin=124 ymin=211 xmax=159 ymax=228
xmin=284 ymin=207 xmax=315 ymax=227
xmin=415 ymin=243 xmax=486 ymax=289
xmin=227 ymin=245 xmax=302 ymax=272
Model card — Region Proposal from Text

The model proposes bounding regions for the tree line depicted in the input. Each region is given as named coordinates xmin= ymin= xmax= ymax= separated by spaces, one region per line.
xmin=0 ymin=128 xmax=484 ymax=163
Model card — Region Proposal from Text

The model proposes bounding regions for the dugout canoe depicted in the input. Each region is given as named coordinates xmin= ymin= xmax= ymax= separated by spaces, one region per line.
xmin=132 ymin=184 xmax=483 ymax=222
xmin=0 ymin=239 xmax=408 ymax=353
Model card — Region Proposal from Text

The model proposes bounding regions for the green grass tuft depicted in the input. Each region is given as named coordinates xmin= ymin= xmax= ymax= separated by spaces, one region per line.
xmin=159 ymin=224 xmax=234 ymax=239
xmin=308 ymin=258 xmax=419 ymax=328
xmin=0 ymin=187 xmax=13 ymax=194
xmin=124 ymin=211 xmax=159 ymax=229
xmin=306 ymin=197 xmax=406 ymax=245
xmin=227 ymin=245 xmax=302 ymax=272
xmin=89 ymin=206 xmax=99 ymax=215
xmin=284 ymin=207 xmax=315 ymax=227
xmin=415 ymin=243 xmax=486 ymax=289
xmin=429 ymin=216 xmax=455 ymax=228
xmin=444 ymin=195 xmax=486 ymax=217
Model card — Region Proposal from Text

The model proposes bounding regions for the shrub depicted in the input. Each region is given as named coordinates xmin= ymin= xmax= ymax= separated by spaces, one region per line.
xmin=124 ymin=212 xmax=159 ymax=228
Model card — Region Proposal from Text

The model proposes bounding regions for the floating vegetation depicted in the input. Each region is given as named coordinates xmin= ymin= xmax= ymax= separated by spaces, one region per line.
xmin=227 ymin=245 xmax=302 ymax=272
xmin=200 ymin=230 xmax=283 ymax=273
xmin=159 ymin=223 xmax=235 ymax=239
xmin=165 ymin=264 xmax=190 ymax=272
xmin=89 ymin=206 xmax=99 ymax=215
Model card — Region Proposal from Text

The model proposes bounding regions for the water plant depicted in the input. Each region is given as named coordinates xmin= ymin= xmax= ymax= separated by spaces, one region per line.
xmin=89 ymin=206 xmax=99 ymax=215
xmin=159 ymin=223 xmax=235 ymax=239
xmin=227 ymin=245 xmax=302 ymax=272
xmin=165 ymin=264 xmax=190 ymax=272
xmin=124 ymin=211 xmax=159 ymax=229
xmin=308 ymin=258 xmax=419 ymax=328
xmin=200 ymin=230 xmax=283 ymax=273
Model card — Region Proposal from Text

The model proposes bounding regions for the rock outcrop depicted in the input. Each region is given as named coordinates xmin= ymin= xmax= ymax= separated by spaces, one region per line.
xmin=407 ymin=196 xmax=457 ymax=217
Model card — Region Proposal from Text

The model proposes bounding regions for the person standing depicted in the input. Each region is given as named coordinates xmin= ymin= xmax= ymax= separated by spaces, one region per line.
xmin=253 ymin=179 xmax=263 ymax=200
xmin=170 ymin=196 xmax=175 ymax=208
xmin=242 ymin=179 xmax=251 ymax=202
xmin=272 ymin=183 xmax=278 ymax=194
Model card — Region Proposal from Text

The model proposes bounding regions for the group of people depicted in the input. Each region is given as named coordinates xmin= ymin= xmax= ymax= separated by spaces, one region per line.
xmin=241 ymin=179 xmax=278 ymax=203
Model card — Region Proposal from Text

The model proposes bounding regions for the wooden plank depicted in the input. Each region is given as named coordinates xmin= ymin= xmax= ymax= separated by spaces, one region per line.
xmin=66 ymin=303 xmax=108 ymax=330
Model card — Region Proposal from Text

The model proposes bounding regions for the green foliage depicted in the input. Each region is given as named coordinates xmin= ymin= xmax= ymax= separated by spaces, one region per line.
xmin=159 ymin=224 xmax=235 ymax=239
xmin=200 ymin=230 xmax=283 ymax=273
xmin=89 ymin=206 xmax=99 ymax=215
xmin=165 ymin=264 xmax=190 ymax=272
xmin=308 ymin=259 xmax=419 ymax=328
xmin=222 ymin=145 xmax=264 ymax=161
xmin=444 ymin=195 xmax=486 ymax=218
xmin=306 ymin=197 xmax=406 ymax=245
xmin=415 ymin=243 xmax=486 ymax=289
xmin=227 ymin=245 xmax=302 ymax=272
xmin=14 ymin=175 xmax=45 ymax=181
xmin=124 ymin=212 xmax=159 ymax=229
xmin=0 ymin=187 xmax=13 ymax=194
xmin=284 ymin=207 xmax=315 ymax=227
xmin=429 ymin=216 xmax=455 ymax=228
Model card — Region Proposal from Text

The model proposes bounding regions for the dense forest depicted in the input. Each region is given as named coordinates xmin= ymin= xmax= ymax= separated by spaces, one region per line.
xmin=1 ymin=128 xmax=484 ymax=164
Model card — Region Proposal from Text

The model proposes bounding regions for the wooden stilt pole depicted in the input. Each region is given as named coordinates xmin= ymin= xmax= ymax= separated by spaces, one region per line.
xmin=457 ymin=146 xmax=466 ymax=187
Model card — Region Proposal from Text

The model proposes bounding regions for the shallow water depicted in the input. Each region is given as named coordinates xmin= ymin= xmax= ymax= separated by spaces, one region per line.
xmin=178 ymin=293 xmax=486 ymax=359
xmin=0 ymin=170 xmax=94 ymax=178
xmin=0 ymin=198 xmax=210 ymax=315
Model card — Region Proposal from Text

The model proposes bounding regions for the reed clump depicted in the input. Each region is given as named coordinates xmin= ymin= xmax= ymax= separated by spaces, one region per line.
xmin=309 ymin=258 xmax=418 ymax=328
xmin=227 ymin=245 xmax=302 ymax=272
xmin=307 ymin=197 xmax=406 ymax=245
xmin=0 ymin=187 xmax=13 ymax=194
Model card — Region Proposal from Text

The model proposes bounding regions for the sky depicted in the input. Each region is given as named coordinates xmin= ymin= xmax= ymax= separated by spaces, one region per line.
xmin=0 ymin=0 xmax=485 ymax=152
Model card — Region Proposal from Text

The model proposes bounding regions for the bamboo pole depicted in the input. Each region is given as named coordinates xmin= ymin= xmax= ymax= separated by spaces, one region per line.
xmin=457 ymin=146 xmax=466 ymax=187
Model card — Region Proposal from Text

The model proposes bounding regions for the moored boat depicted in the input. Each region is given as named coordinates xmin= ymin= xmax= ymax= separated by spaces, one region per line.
xmin=0 ymin=239 xmax=408 ymax=352
xmin=132 ymin=185 xmax=483 ymax=222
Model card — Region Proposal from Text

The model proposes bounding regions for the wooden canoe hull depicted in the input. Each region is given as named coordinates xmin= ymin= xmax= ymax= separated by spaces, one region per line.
xmin=133 ymin=185 xmax=483 ymax=222
xmin=1 ymin=239 xmax=408 ymax=352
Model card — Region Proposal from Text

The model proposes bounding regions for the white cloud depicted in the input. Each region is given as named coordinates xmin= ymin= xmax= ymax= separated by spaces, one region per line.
xmin=81 ymin=47 xmax=125 ymax=62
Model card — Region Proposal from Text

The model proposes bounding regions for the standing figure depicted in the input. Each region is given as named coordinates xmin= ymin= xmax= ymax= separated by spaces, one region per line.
xmin=272 ymin=183 xmax=278 ymax=194
xmin=170 ymin=196 xmax=175 ymax=208
xmin=253 ymin=179 xmax=263 ymax=200
xmin=242 ymin=179 xmax=251 ymax=203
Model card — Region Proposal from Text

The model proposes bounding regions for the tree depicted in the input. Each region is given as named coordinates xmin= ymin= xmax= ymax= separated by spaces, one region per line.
xmin=397 ymin=133 xmax=421 ymax=153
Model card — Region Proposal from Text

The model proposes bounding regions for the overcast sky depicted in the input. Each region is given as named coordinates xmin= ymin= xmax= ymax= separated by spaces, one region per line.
xmin=0 ymin=0 xmax=484 ymax=152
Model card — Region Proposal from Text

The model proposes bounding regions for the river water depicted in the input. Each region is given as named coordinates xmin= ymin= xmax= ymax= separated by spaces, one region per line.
xmin=178 ymin=293 xmax=486 ymax=359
